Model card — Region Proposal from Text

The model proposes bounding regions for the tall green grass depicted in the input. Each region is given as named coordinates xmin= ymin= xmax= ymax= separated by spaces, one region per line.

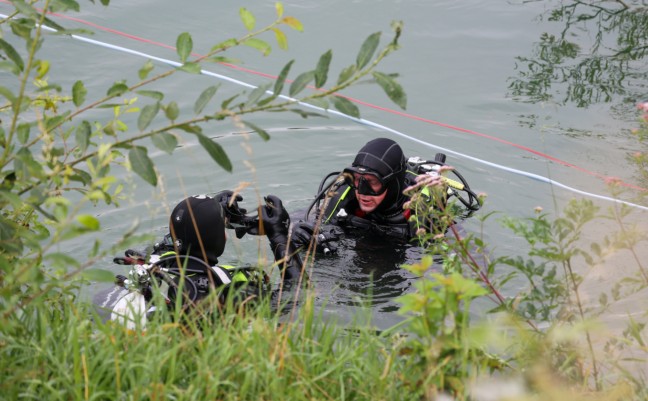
xmin=1 ymin=286 xmax=416 ymax=401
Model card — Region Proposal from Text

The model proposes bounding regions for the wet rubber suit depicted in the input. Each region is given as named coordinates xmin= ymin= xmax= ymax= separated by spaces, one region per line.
xmin=293 ymin=137 xmax=481 ymax=252
xmin=318 ymin=138 xmax=426 ymax=240
xmin=135 ymin=193 xmax=304 ymax=306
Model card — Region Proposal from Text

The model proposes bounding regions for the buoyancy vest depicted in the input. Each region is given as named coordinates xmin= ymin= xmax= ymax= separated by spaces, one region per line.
xmin=150 ymin=249 xmax=270 ymax=305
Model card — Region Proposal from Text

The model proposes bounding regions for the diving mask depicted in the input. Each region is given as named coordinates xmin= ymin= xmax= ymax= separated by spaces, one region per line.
xmin=343 ymin=167 xmax=388 ymax=196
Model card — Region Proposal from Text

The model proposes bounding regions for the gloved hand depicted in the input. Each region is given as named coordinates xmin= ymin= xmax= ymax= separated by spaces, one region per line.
xmin=258 ymin=195 xmax=290 ymax=244
xmin=259 ymin=195 xmax=303 ymax=281
xmin=214 ymin=190 xmax=253 ymax=238
xmin=291 ymin=220 xmax=339 ymax=255
xmin=214 ymin=190 xmax=247 ymax=227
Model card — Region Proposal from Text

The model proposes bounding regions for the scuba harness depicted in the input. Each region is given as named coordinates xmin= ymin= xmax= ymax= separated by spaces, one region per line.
xmin=113 ymin=240 xmax=270 ymax=309
xmin=303 ymin=152 xmax=481 ymax=239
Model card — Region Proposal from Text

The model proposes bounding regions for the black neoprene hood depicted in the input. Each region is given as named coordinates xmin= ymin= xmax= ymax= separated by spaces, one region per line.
xmin=350 ymin=137 xmax=408 ymax=213
xmin=351 ymin=137 xmax=406 ymax=180
xmin=170 ymin=195 xmax=226 ymax=265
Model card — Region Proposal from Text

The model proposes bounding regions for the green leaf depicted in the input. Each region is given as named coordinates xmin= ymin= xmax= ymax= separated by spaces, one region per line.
xmin=356 ymin=32 xmax=381 ymax=69
xmin=107 ymin=82 xmax=128 ymax=97
xmin=289 ymin=71 xmax=314 ymax=97
xmin=50 ymin=0 xmax=80 ymax=12
xmin=221 ymin=94 xmax=240 ymax=110
xmin=372 ymin=71 xmax=407 ymax=109
xmin=273 ymin=60 xmax=294 ymax=98
xmin=178 ymin=62 xmax=201 ymax=74
xmin=137 ymin=102 xmax=160 ymax=131
xmin=81 ymin=268 xmax=116 ymax=283
xmin=129 ymin=147 xmax=157 ymax=186
xmin=243 ymin=38 xmax=271 ymax=56
xmin=11 ymin=0 xmax=39 ymax=18
xmin=44 ymin=252 xmax=80 ymax=270
xmin=194 ymin=85 xmax=219 ymax=114
xmin=239 ymin=8 xmax=256 ymax=31
xmin=242 ymin=120 xmax=270 ymax=141
xmin=135 ymin=90 xmax=164 ymax=101
xmin=138 ymin=60 xmax=154 ymax=80
xmin=289 ymin=108 xmax=324 ymax=119
xmin=0 ymin=39 xmax=24 ymax=72
xmin=70 ymin=168 xmax=92 ymax=185
xmin=246 ymin=83 xmax=271 ymax=107
xmin=0 ymin=188 xmax=22 ymax=208
xmin=211 ymin=38 xmax=238 ymax=53
xmin=76 ymin=214 xmax=100 ymax=230
xmin=72 ymin=80 xmax=86 ymax=107
xmin=35 ymin=83 xmax=62 ymax=93
xmin=272 ymin=28 xmax=288 ymax=50
xmin=34 ymin=59 xmax=50 ymax=79
xmin=45 ymin=113 xmax=69 ymax=132
xmin=332 ymin=96 xmax=359 ymax=118
xmin=195 ymin=133 xmax=232 ymax=172
xmin=281 ymin=16 xmax=303 ymax=32
xmin=0 ymin=61 xmax=20 ymax=75
xmin=0 ymin=86 xmax=16 ymax=107
xmin=275 ymin=3 xmax=284 ymax=18
xmin=205 ymin=56 xmax=239 ymax=64
xmin=97 ymin=103 xmax=122 ymax=109
xmin=17 ymin=123 xmax=30 ymax=144
xmin=15 ymin=146 xmax=45 ymax=180
xmin=305 ymin=97 xmax=328 ymax=110
xmin=9 ymin=18 xmax=35 ymax=42
xmin=75 ymin=120 xmax=91 ymax=153
xmin=176 ymin=32 xmax=193 ymax=63
xmin=176 ymin=124 xmax=203 ymax=135
xmin=337 ymin=65 xmax=357 ymax=85
xmin=151 ymin=132 xmax=177 ymax=154
xmin=164 ymin=101 xmax=179 ymax=121
xmin=315 ymin=50 xmax=332 ymax=88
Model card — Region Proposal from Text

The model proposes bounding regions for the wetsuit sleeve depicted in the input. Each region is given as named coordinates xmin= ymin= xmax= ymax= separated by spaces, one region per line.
xmin=268 ymin=238 xmax=303 ymax=281
xmin=259 ymin=195 xmax=304 ymax=282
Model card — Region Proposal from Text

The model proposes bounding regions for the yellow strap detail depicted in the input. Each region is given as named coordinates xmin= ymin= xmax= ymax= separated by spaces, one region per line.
xmin=325 ymin=186 xmax=352 ymax=223
xmin=220 ymin=264 xmax=249 ymax=283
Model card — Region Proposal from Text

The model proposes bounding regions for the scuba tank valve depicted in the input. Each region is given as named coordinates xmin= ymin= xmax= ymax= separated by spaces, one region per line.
xmin=407 ymin=156 xmax=465 ymax=190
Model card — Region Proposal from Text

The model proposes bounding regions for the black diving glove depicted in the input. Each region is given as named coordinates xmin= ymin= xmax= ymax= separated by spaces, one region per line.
xmin=259 ymin=195 xmax=303 ymax=281
xmin=291 ymin=221 xmax=339 ymax=255
xmin=214 ymin=190 xmax=250 ymax=239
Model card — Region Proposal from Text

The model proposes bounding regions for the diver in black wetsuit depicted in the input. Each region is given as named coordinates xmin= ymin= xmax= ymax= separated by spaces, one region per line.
xmin=320 ymin=137 xmax=415 ymax=239
xmin=110 ymin=192 xmax=303 ymax=311
xmin=167 ymin=192 xmax=303 ymax=282
xmin=293 ymin=137 xmax=481 ymax=248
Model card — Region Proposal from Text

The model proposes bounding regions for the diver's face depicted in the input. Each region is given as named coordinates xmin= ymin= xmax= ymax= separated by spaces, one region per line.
xmin=356 ymin=188 xmax=387 ymax=213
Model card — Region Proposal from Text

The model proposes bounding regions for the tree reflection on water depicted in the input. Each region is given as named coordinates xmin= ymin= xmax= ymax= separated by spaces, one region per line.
xmin=509 ymin=1 xmax=648 ymax=109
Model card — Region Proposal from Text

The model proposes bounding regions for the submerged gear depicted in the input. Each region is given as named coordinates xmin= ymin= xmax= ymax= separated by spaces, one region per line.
xmin=170 ymin=195 xmax=226 ymax=265
xmin=113 ymin=249 xmax=270 ymax=309
xmin=290 ymin=221 xmax=340 ymax=255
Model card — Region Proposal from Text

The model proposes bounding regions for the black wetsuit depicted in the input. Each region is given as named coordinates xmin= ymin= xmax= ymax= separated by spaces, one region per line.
xmin=318 ymin=170 xmax=434 ymax=241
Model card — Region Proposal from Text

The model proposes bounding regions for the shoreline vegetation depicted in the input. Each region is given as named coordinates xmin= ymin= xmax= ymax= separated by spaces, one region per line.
xmin=2 ymin=1 xmax=648 ymax=400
